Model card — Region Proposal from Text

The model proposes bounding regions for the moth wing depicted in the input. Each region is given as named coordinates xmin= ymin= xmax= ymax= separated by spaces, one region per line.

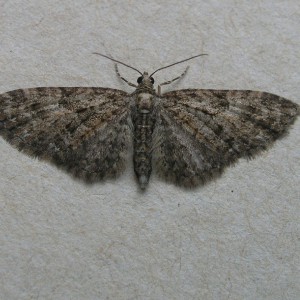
xmin=153 ymin=89 xmax=299 ymax=187
xmin=0 ymin=87 xmax=132 ymax=182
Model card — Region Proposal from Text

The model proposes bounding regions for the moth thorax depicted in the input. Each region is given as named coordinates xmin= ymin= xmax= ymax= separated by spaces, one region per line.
xmin=137 ymin=93 xmax=154 ymax=113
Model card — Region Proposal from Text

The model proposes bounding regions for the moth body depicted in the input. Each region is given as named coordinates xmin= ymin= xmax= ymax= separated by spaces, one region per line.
xmin=132 ymin=72 xmax=156 ymax=189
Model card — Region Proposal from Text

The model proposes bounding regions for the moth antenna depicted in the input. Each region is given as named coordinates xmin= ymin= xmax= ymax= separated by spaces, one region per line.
xmin=150 ymin=54 xmax=208 ymax=77
xmin=93 ymin=52 xmax=143 ymax=75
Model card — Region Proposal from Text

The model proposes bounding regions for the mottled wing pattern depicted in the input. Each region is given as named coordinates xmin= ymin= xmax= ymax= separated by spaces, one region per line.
xmin=154 ymin=89 xmax=299 ymax=187
xmin=0 ymin=87 xmax=131 ymax=182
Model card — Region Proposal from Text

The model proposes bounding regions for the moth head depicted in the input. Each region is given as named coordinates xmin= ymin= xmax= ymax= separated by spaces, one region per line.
xmin=137 ymin=72 xmax=155 ymax=85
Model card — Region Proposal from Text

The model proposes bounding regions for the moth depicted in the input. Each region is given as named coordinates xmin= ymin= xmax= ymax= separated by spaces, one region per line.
xmin=0 ymin=53 xmax=298 ymax=189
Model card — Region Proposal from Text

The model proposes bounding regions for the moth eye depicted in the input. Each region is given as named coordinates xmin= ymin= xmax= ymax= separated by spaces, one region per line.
xmin=137 ymin=76 xmax=143 ymax=84
xmin=150 ymin=77 xmax=154 ymax=84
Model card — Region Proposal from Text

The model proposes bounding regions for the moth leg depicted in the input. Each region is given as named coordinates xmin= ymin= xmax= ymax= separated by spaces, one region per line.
xmin=157 ymin=66 xmax=189 ymax=96
xmin=115 ymin=64 xmax=138 ymax=88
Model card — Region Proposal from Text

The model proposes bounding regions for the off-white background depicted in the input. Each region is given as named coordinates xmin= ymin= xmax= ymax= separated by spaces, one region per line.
xmin=0 ymin=1 xmax=299 ymax=299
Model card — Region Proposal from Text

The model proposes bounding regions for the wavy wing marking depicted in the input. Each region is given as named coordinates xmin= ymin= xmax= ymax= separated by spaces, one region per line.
xmin=154 ymin=89 xmax=299 ymax=187
xmin=0 ymin=87 xmax=131 ymax=182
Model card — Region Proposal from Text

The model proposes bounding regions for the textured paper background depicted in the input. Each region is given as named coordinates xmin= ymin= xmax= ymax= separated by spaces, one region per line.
xmin=0 ymin=1 xmax=299 ymax=299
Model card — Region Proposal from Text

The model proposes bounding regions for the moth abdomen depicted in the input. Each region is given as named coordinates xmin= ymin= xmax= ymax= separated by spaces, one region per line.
xmin=132 ymin=90 xmax=157 ymax=189
xmin=133 ymin=112 xmax=156 ymax=189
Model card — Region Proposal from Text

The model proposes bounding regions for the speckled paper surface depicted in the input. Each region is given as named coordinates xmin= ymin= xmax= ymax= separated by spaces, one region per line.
xmin=0 ymin=1 xmax=299 ymax=299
